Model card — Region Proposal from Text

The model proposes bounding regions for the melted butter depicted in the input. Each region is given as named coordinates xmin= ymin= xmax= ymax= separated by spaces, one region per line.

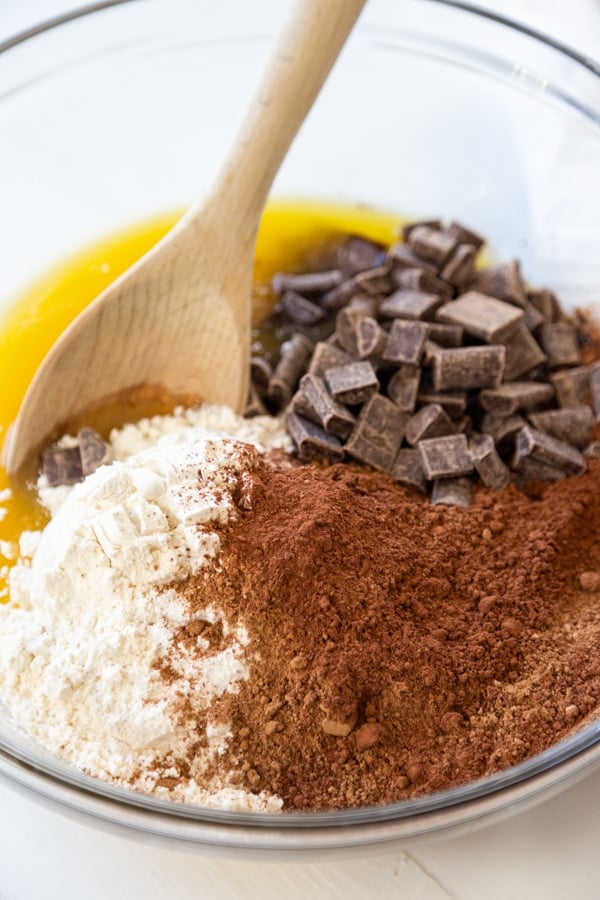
xmin=0 ymin=199 xmax=401 ymax=595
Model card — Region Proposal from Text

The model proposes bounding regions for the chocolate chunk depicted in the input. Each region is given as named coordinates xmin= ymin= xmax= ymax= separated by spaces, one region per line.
xmin=387 ymin=243 xmax=437 ymax=274
xmin=436 ymin=292 xmax=523 ymax=343
xmin=408 ymin=225 xmax=458 ymax=268
xmin=550 ymin=366 xmax=591 ymax=408
xmin=268 ymin=334 xmax=314 ymax=410
xmin=401 ymin=219 xmax=442 ymax=242
xmin=527 ymin=288 xmax=561 ymax=324
xmin=406 ymin=404 xmax=456 ymax=446
xmin=298 ymin=374 xmax=356 ymax=439
xmin=432 ymin=345 xmax=505 ymax=391
xmin=590 ymin=362 xmax=600 ymax=422
xmin=501 ymin=323 xmax=547 ymax=381
xmin=352 ymin=265 xmax=393 ymax=296
xmin=513 ymin=456 xmax=567 ymax=484
xmin=382 ymin=319 xmax=428 ymax=366
xmin=42 ymin=444 xmax=83 ymax=487
xmin=528 ymin=406 xmax=594 ymax=450
xmin=418 ymin=434 xmax=474 ymax=480
xmin=345 ymin=394 xmax=408 ymax=473
xmin=520 ymin=298 xmax=545 ymax=333
xmin=387 ymin=365 xmax=420 ymax=412
xmin=379 ymin=290 xmax=444 ymax=321
xmin=480 ymin=413 xmax=525 ymax=455
xmin=469 ymin=434 xmax=511 ymax=489
xmin=245 ymin=384 xmax=269 ymax=418
xmin=289 ymin=389 xmax=318 ymax=422
xmin=391 ymin=267 xmax=453 ymax=301
xmin=431 ymin=477 xmax=473 ymax=507
xmin=513 ymin=425 xmax=586 ymax=477
xmin=440 ymin=243 xmax=477 ymax=289
xmin=426 ymin=322 xmax=464 ymax=347
xmin=308 ymin=342 xmax=353 ymax=379
xmin=320 ymin=278 xmax=363 ymax=312
xmin=390 ymin=448 xmax=427 ymax=492
xmin=250 ymin=356 xmax=273 ymax=396
xmin=479 ymin=381 xmax=555 ymax=416
xmin=336 ymin=310 xmax=386 ymax=362
xmin=584 ymin=441 xmax=600 ymax=459
xmin=286 ymin=412 xmax=344 ymax=463
xmin=336 ymin=236 xmax=386 ymax=277
xmin=469 ymin=260 xmax=526 ymax=307
xmin=280 ymin=290 xmax=326 ymax=325
xmin=447 ymin=220 xmax=485 ymax=251
xmin=346 ymin=294 xmax=379 ymax=318
xmin=417 ymin=391 xmax=468 ymax=420
xmin=539 ymin=323 xmax=582 ymax=368
xmin=272 ymin=269 xmax=343 ymax=297
xmin=324 ymin=361 xmax=379 ymax=405
xmin=78 ymin=428 xmax=109 ymax=476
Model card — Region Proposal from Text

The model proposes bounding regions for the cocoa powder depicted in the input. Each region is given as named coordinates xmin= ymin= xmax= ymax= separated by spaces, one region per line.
xmin=164 ymin=455 xmax=600 ymax=811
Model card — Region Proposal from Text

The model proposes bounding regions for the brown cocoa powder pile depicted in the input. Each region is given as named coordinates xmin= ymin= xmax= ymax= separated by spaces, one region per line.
xmin=167 ymin=456 xmax=600 ymax=811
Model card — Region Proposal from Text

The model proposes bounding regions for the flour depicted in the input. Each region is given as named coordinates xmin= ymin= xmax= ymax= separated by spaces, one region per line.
xmin=0 ymin=405 xmax=290 ymax=811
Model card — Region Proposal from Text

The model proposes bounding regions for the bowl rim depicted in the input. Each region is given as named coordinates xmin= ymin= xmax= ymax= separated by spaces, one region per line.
xmin=0 ymin=0 xmax=600 ymax=847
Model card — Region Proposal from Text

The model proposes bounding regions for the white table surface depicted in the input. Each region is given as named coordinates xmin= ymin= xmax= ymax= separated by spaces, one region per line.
xmin=1 ymin=2 xmax=599 ymax=899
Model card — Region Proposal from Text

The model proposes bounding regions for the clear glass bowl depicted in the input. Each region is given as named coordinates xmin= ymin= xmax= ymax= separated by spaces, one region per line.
xmin=0 ymin=0 xmax=599 ymax=856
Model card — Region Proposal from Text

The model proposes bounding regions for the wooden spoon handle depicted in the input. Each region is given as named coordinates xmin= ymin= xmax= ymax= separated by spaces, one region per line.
xmin=189 ymin=0 xmax=367 ymax=231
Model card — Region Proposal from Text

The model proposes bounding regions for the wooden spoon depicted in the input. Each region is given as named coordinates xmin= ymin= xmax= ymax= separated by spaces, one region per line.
xmin=3 ymin=0 xmax=366 ymax=475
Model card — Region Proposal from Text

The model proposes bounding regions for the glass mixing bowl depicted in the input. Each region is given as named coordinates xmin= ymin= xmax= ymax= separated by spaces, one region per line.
xmin=0 ymin=0 xmax=599 ymax=856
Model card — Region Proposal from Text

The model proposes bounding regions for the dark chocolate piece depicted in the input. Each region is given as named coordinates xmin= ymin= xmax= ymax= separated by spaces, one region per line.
xmin=387 ymin=243 xmax=437 ymax=274
xmin=513 ymin=456 xmax=567 ymax=484
xmin=469 ymin=260 xmax=526 ymax=307
xmin=245 ymin=385 xmax=269 ymax=418
xmin=286 ymin=412 xmax=344 ymax=463
xmin=352 ymin=265 xmax=393 ymax=296
xmin=550 ymin=366 xmax=591 ymax=408
xmin=346 ymin=294 xmax=379 ymax=318
xmin=436 ymin=291 xmax=523 ymax=343
xmin=379 ymin=290 xmax=444 ymax=321
xmin=382 ymin=319 xmax=428 ymax=366
xmin=324 ymin=361 xmax=379 ymax=406
xmin=431 ymin=477 xmax=473 ymax=507
xmin=440 ymin=243 xmax=477 ymax=289
xmin=527 ymin=288 xmax=561 ymax=324
xmin=432 ymin=345 xmax=505 ymax=391
xmin=391 ymin=267 xmax=453 ymax=301
xmin=345 ymin=394 xmax=408 ymax=473
xmin=272 ymin=270 xmax=343 ymax=297
xmin=298 ymin=374 xmax=356 ymax=439
xmin=469 ymin=434 xmax=511 ymax=489
xmin=78 ymin=428 xmax=109 ymax=476
xmin=418 ymin=434 xmax=474 ymax=480
xmin=447 ymin=220 xmax=485 ymax=251
xmin=584 ymin=442 xmax=600 ymax=459
xmin=401 ymin=220 xmax=442 ymax=242
xmin=387 ymin=365 xmax=420 ymax=412
xmin=268 ymin=334 xmax=314 ymax=410
xmin=320 ymin=278 xmax=362 ymax=313
xmin=336 ymin=236 xmax=386 ymax=277
xmin=416 ymin=391 xmax=468 ymax=420
xmin=42 ymin=445 xmax=83 ymax=487
xmin=479 ymin=381 xmax=554 ymax=416
xmin=280 ymin=290 xmax=325 ymax=325
xmin=513 ymin=425 xmax=586 ymax=476
xmin=480 ymin=413 xmax=526 ymax=455
xmin=501 ymin=323 xmax=547 ymax=381
xmin=538 ymin=323 xmax=582 ymax=368
xmin=406 ymin=404 xmax=456 ymax=446
xmin=528 ymin=406 xmax=594 ymax=450
xmin=308 ymin=342 xmax=353 ymax=379
xmin=391 ymin=448 xmax=427 ymax=492
xmin=336 ymin=310 xmax=386 ymax=362
xmin=288 ymin=390 xmax=318 ymax=422
xmin=250 ymin=356 xmax=273 ymax=396
xmin=408 ymin=225 xmax=458 ymax=268
xmin=426 ymin=322 xmax=464 ymax=347
xmin=590 ymin=361 xmax=600 ymax=422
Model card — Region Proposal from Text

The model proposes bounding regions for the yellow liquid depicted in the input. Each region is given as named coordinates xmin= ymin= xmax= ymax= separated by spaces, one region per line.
xmin=0 ymin=200 xmax=401 ymax=595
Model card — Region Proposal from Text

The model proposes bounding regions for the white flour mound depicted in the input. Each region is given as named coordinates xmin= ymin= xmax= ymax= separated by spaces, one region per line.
xmin=0 ymin=405 xmax=291 ymax=811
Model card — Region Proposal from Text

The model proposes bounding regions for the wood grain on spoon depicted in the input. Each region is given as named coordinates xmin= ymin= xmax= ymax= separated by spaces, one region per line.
xmin=3 ymin=0 xmax=367 ymax=475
